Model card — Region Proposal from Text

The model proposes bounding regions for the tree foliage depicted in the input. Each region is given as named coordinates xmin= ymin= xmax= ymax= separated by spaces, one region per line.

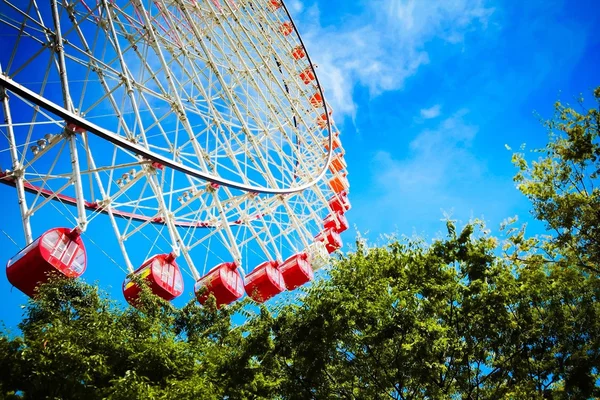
xmin=267 ymin=222 xmax=600 ymax=399
xmin=513 ymin=87 xmax=600 ymax=273
xmin=0 ymin=280 xmax=259 ymax=399
xmin=1 ymin=87 xmax=599 ymax=399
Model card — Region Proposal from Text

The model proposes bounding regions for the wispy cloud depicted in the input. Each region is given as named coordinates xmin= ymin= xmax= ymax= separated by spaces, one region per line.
xmin=297 ymin=0 xmax=495 ymax=119
xmin=288 ymin=0 xmax=304 ymax=13
xmin=374 ymin=109 xmax=480 ymax=196
xmin=350 ymin=109 xmax=519 ymax=234
xmin=419 ymin=104 xmax=442 ymax=120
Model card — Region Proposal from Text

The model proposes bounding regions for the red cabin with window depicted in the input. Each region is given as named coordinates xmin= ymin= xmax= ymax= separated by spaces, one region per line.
xmin=324 ymin=132 xmax=342 ymax=152
xmin=244 ymin=260 xmax=286 ymax=303
xmin=292 ymin=46 xmax=306 ymax=60
xmin=280 ymin=22 xmax=294 ymax=36
xmin=315 ymin=229 xmax=342 ymax=254
xmin=299 ymin=67 xmax=315 ymax=84
xmin=309 ymin=92 xmax=323 ymax=108
xmin=279 ymin=252 xmax=313 ymax=290
xmin=6 ymin=227 xmax=86 ymax=297
xmin=324 ymin=212 xmax=349 ymax=234
xmin=328 ymin=153 xmax=346 ymax=174
xmin=316 ymin=113 xmax=330 ymax=129
xmin=195 ymin=262 xmax=245 ymax=308
xmin=329 ymin=191 xmax=351 ymax=215
xmin=329 ymin=173 xmax=349 ymax=195
xmin=267 ymin=0 xmax=281 ymax=11
xmin=123 ymin=253 xmax=183 ymax=306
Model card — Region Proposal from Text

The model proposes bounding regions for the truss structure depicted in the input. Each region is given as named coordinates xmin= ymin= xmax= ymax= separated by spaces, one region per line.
xmin=0 ymin=0 xmax=348 ymax=282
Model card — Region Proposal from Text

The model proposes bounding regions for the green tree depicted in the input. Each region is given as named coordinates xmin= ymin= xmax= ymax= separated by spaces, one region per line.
xmin=267 ymin=222 xmax=600 ymax=399
xmin=512 ymin=87 xmax=600 ymax=273
xmin=0 ymin=278 xmax=277 ymax=399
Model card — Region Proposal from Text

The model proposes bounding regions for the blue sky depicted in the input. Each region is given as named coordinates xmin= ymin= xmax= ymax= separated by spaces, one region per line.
xmin=1 ymin=0 xmax=599 ymax=331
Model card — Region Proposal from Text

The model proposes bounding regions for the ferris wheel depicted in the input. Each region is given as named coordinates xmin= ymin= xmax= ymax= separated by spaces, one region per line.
xmin=0 ymin=0 xmax=350 ymax=307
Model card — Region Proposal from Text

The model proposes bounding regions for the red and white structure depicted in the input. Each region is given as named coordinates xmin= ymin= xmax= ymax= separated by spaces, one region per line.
xmin=0 ymin=0 xmax=351 ymax=307
xmin=6 ymin=228 xmax=86 ymax=297
xmin=123 ymin=253 xmax=184 ymax=305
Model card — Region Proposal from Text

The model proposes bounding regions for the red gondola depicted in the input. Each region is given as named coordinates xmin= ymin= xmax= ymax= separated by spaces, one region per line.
xmin=329 ymin=191 xmax=351 ymax=214
xmin=328 ymin=153 xmax=346 ymax=174
xmin=280 ymin=22 xmax=294 ymax=36
xmin=316 ymin=113 xmax=330 ymax=129
xmin=329 ymin=173 xmax=349 ymax=195
xmin=123 ymin=253 xmax=183 ymax=306
xmin=6 ymin=227 xmax=86 ymax=297
xmin=299 ymin=67 xmax=316 ymax=84
xmin=315 ymin=229 xmax=343 ymax=254
xmin=324 ymin=131 xmax=342 ymax=152
xmin=324 ymin=212 xmax=349 ymax=234
xmin=279 ymin=252 xmax=313 ymax=290
xmin=195 ymin=262 xmax=245 ymax=308
xmin=309 ymin=92 xmax=323 ymax=108
xmin=267 ymin=0 xmax=281 ymax=11
xmin=291 ymin=46 xmax=306 ymax=60
xmin=244 ymin=260 xmax=286 ymax=302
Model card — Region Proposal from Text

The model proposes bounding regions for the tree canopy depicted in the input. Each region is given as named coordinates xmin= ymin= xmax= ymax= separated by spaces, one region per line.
xmin=512 ymin=87 xmax=600 ymax=273
xmin=1 ymin=88 xmax=599 ymax=399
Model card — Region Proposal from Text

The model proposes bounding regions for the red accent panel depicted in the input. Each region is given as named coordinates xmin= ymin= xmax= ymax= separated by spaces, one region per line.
xmin=309 ymin=92 xmax=323 ymax=108
xmin=268 ymin=0 xmax=282 ymax=11
xmin=280 ymin=22 xmax=294 ymax=36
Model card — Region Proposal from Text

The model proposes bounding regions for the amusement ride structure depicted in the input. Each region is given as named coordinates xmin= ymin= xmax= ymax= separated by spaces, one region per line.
xmin=0 ymin=0 xmax=350 ymax=307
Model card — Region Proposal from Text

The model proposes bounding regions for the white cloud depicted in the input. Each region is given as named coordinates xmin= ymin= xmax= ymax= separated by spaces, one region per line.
xmin=348 ymin=109 xmax=503 ymax=233
xmin=349 ymin=108 xmax=523 ymax=235
xmin=288 ymin=0 xmax=303 ymax=13
xmin=374 ymin=109 xmax=480 ymax=196
xmin=419 ymin=104 xmax=442 ymax=119
xmin=296 ymin=0 xmax=495 ymax=119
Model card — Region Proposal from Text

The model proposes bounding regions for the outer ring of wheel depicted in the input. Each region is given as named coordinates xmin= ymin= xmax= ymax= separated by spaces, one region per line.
xmin=0 ymin=2 xmax=334 ymax=195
